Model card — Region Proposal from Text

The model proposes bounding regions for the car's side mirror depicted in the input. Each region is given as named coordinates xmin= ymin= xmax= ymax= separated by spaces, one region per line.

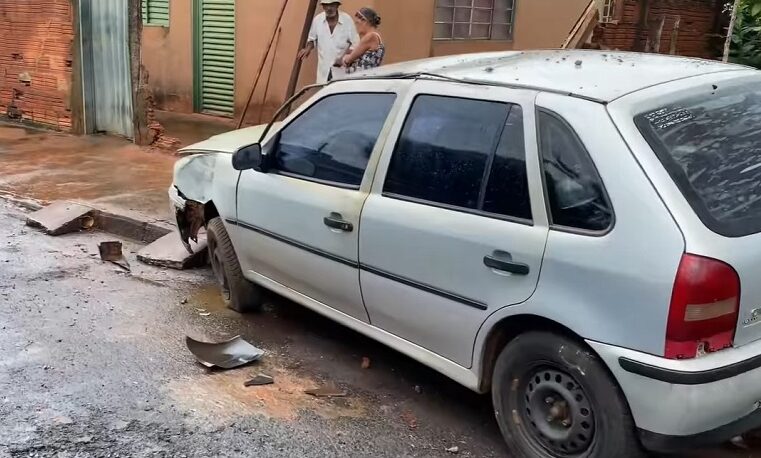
xmin=232 ymin=143 xmax=266 ymax=172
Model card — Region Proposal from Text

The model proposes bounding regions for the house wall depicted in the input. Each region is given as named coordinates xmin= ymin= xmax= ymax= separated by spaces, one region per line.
xmin=594 ymin=0 xmax=723 ymax=59
xmin=0 ymin=0 xmax=75 ymax=131
xmin=142 ymin=0 xmax=589 ymax=122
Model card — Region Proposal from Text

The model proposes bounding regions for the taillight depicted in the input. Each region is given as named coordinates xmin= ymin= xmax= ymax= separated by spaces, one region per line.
xmin=665 ymin=254 xmax=740 ymax=359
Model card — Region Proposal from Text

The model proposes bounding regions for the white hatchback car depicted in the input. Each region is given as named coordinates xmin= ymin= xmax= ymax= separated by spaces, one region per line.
xmin=171 ymin=50 xmax=761 ymax=457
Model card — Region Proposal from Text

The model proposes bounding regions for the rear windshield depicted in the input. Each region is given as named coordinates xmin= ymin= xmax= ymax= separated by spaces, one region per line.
xmin=635 ymin=78 xmax=761 ymax=237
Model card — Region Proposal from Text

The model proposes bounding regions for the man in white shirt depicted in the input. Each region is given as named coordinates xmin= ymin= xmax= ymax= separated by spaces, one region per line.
xmin=297 ymin=0 xmax=359 ymax=84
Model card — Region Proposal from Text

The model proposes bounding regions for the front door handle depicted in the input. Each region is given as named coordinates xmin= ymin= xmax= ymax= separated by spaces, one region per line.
xmin=484 ymin=252 xmax=530 ymax=276
xmin=323 ymin=212 xmax=354 ymax=232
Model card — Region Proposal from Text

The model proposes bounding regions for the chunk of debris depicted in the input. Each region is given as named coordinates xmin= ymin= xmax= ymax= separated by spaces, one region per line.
xmin=446 ymin=446 xmax=459 ymax=454
xmin=244 ymin=374 xmax=274 ymax=387
xmin=401 ymin=410 xmax=418 ymax=430
xmin=361 ymin=357 xmax=371 ymax=369
xmin=304 ymin=386 xmax=348 ymax=398
xmin=26 ymin=201 xmax=95 ymax=236
xmin=186 ymin=336 xmax=264 ymax=370
xmin=414 ymin=385 xmax=423 ymax=394
xmin=199 ymin=312 xmax=211 ymax=317
xmin=137 ymin=231 xmax=208 ymax=270
xmin=98 ymin=241 xmax=130 ymax=272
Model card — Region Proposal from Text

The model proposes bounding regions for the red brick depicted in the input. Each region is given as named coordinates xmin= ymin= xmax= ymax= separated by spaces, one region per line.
xmin=0 ymin=0 xmax=73 ymax=131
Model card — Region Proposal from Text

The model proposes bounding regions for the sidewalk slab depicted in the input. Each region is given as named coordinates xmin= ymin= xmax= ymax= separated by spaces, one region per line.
xmin=137 ymin=231 xmax=208 ymax=270
xmin=26 ymin=201 xmax=95 ymax=235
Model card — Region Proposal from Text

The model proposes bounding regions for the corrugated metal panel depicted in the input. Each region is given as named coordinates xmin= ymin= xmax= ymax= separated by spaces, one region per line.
xmin=142 ymin=0 xmax=169 ymax=26
xmin=89 ymin=0 xmax=134 ymax=138
xmin=200 ymin=0 xmax=235 ymax=116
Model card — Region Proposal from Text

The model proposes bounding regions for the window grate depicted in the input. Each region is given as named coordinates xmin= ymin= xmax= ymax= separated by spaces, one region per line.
xmin=434 ymin=0 xmax=515 ymax=41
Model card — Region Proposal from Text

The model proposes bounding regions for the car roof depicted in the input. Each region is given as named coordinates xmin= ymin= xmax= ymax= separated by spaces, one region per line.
xmin=349 ymin=50 xmax=751 ymax=103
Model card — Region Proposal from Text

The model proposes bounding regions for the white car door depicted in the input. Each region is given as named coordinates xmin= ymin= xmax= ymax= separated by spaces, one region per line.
xmin=230 ymin=80 xmax=407 ymax=322
xmin=359 ymin=81 xmax=549 ymax=367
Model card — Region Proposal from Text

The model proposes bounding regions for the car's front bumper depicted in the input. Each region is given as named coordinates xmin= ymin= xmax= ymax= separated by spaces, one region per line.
xmin=588 ymin=338 xmax=761 ymax=452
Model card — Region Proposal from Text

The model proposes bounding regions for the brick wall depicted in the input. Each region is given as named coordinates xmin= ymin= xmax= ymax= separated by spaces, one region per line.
xmin=0 ymin=0 xmax=74 ymax=131
xmin=594 ymin=0 xmax=723 ymax=59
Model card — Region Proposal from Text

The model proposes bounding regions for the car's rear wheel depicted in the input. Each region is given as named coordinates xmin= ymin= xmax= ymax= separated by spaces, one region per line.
xmin=206 ymin=217 xmax=263 ymax=313
xmin=492 ymin=331 xmax=644 ymax=458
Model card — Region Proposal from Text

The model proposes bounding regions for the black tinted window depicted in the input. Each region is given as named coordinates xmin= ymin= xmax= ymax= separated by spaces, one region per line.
xmin=483 ymin=106 xmax=531 ymax=220
xmin=275 ymin=93 xmax=395 ymax=186
xmin=635 ymin=79 xmax=761 ymax=237
xmin=384 ymin=96 xmax=531 ymax=220
xmin=539 ymin=111 xmax=612 ymax=231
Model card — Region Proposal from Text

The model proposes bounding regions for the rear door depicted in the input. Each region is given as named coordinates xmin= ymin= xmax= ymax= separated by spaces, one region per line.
xmin=359 ymin=81 xmax=549 ymax=367
xmin=232 ymin=80 xmax=405 ymax=323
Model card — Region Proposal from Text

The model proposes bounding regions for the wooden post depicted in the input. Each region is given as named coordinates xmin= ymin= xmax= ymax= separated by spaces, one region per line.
xmin=669 ymin=15 xmax=681 ymax=55
xmin=285 ymin=0 xmax=319 ymax=102
xmin=724 ymin=0 xmax=741 ymax=62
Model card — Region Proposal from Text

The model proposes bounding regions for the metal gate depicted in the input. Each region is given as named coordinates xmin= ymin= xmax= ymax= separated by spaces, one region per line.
xmin=194 ymin=0 xmax=236 ymax=116
xmin=79 ymin=0 xmax=134 ymax=138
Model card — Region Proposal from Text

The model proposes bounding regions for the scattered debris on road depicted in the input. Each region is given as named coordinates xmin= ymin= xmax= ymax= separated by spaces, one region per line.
xmin=361 ymin=357 xmax=371 ymax=369
xmin=304 ymin=386 xmax=348 ymax=398
xmin=98 ymin=241 xmax=130 ymax=272
xmin=185 ymin=335 xmax=264 ymax=369
xmin=199 ymin=312 xmax=211 ymax=317
xmin=446 ymin=445 xmax=460 ymax=454
xmin=401 ymin=410 xmax=418 ymax=430
xmin=414 ymin=385 xmax=423 ymax=394
xmin=244 ymin=373 xmax=275 ymax=387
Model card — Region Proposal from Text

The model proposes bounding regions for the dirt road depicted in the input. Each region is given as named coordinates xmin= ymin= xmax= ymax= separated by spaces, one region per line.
xmin=0 ymin=200 xmax=756 ymax=457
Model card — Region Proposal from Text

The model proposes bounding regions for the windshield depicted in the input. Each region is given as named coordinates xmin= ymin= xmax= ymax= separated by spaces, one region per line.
xmin=635 ymin=77 xmax=761 ymax=237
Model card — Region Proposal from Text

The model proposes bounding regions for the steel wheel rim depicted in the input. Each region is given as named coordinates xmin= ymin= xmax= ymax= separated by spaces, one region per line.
xmin=519 ymin=367 xmax=596 ymax=455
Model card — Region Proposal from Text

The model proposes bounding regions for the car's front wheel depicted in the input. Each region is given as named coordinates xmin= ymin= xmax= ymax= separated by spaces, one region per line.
xmin=492 ymin=331 xmax=644 ymax=458
xmin=206 ymin=217 xmax=263 ymax=313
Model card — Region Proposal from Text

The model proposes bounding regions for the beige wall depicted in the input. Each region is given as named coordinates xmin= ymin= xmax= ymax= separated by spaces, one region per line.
xmin=142 ymin=0 xmax=588 ymax=121
xmin=142 ymin=1 xmax=194 ymax=113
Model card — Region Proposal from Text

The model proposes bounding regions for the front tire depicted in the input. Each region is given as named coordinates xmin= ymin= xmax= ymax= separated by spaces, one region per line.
xmin=492 ymin=331 xmax=644 ymax=458
xmin=206 ymin=217 xmax=263 ymax=313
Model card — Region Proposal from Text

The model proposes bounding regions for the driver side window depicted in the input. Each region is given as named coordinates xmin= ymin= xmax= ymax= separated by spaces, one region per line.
xmin=274 ymin=93 xmax=396 ymax=187
xmin=538 ymin=110 xmax=613 ymax=232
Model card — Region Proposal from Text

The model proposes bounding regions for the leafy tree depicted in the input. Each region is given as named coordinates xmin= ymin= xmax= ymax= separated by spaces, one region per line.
xmin=728 ymin=0 xmax=761 ymax=67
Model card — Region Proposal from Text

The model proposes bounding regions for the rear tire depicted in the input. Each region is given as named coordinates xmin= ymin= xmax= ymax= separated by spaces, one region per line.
xmin=206 ymin=217 xmax=263 ymax=313
xmin=492 ymin=331 xmax=644 ymax=458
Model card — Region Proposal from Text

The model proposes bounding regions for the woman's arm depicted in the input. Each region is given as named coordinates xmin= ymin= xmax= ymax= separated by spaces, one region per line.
xmin=336 ymin=33 xmax=378 ymax=66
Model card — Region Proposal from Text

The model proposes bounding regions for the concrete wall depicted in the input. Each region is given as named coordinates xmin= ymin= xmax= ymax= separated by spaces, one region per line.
xmin=142 ymin=0 xmax=589 ymax=122
xmin=0 ymin=0 xmax=75 ymax=130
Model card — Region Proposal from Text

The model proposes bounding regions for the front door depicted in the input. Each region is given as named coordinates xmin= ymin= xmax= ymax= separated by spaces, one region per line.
xmin=232 ymin=88 xmax=399 ymax=322
xmin=194 ymin=0 xmax=236 ymax=116
xmin=359 ymin=81 xmax=549 ymax=367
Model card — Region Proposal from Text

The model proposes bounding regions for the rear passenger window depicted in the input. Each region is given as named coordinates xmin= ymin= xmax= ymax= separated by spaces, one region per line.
xmin=384 ymin=95 xmax=531 ymax=221
xmin=538 ymin=110 xmax=612 ymax=232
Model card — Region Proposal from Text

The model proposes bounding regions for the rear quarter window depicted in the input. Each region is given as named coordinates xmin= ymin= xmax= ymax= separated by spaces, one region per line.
xmin=635 ymin=79 xmax=761 ymax=237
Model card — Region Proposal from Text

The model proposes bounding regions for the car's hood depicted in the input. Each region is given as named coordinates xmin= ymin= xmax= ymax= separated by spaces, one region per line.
xmin=177 ymin=122 xmax=281 ymax=155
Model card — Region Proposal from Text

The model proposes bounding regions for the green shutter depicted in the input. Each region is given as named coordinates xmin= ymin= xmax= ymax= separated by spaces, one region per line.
xmin=198 ymin=0 xmax=236 ymax=116
xmin=142 ymin=0 xmax=169 ymax=27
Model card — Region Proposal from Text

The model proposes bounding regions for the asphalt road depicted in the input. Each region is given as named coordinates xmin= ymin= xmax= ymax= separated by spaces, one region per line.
xmin=0 ymin=200 xmax=757 ymax=458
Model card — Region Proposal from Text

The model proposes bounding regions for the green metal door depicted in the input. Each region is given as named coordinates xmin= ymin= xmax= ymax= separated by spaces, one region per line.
xmin=194 ymin=0 xmax=235 ymax=116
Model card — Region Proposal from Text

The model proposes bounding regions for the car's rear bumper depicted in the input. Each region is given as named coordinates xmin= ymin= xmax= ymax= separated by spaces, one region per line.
xmin=588 ymin=339 xmax=761 ymax=452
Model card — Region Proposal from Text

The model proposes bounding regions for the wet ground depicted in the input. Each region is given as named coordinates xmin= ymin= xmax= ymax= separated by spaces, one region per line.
xmin=0 ymin=125 xmax=176 ymax=222
xmin=0 ymin=200 xmax=759 ymax=458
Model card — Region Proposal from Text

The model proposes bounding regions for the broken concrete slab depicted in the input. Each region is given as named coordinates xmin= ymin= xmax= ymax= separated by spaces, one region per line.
xmin=136 ymin=231 xmax=207 ymax=270
xmin=26 ymin=201 xmax=95 ymax=236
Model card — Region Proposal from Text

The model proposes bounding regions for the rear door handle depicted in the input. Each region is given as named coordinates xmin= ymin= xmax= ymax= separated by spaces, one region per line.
xmin=323 ymin=212 xmax=354 ymax=232
xmin=484 ymin=252 xmax=530 ymax=276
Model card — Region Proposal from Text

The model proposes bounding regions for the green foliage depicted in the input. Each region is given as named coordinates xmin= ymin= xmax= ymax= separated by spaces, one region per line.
xmin=730 ymin=0 xmax=761 ymax=68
